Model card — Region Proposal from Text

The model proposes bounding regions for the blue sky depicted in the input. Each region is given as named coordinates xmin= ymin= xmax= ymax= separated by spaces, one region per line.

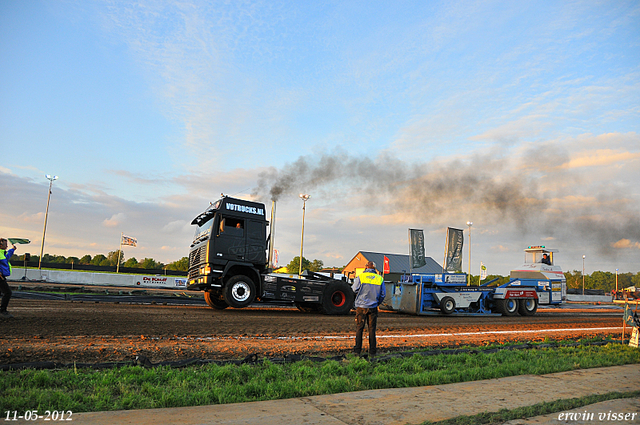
xmin=1 ymin=0 xmax=639 ymax=275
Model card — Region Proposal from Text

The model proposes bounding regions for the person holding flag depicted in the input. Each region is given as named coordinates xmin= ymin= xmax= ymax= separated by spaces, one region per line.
xmin=352 ymin=261 xmax=386 ymax=358
xmin=0 ymin=238 xmax=17 ymax=319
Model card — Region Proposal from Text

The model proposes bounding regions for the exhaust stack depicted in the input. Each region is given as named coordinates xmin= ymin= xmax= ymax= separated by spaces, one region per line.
xmin=267 ymin=200 xmax=276 ymax=270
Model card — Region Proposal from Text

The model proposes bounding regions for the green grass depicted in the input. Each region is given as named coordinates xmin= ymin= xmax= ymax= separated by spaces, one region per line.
xmin=1 ymin=340 xmax=639 ymax=414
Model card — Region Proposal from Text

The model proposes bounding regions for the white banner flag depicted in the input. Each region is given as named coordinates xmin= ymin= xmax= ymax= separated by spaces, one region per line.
xmin=121 ymin=235 xmax=137 ymax=247
xmin=480 ymin=262 xmax=487 ymax=280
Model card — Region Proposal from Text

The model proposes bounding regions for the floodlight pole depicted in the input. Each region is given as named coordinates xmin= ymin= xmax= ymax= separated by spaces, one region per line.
xmin=39 ymin=175 xmax=58 ymax=270
xmin=466 ymin=221 xmax=473 ymax=286
xmin=299 ymin=194 xmax=310 ymax=276
xmin=582 ymin=255 xmax=586 ymax=295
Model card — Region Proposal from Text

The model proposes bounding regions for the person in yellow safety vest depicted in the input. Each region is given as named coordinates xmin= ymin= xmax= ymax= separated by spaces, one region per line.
xmin=0 ymin=238 xmax=16 ymax=319
xmin=352 ymin=261 xmax=386 ymax=358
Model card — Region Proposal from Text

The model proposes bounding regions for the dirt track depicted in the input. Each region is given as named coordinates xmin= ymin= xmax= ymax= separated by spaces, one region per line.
xmin=0 ymin=297 xmax=626 ymax=365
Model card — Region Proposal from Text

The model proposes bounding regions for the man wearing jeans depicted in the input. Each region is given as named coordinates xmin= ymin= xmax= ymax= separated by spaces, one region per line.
xmin=352 ymin=261 xmax=386 ymax=358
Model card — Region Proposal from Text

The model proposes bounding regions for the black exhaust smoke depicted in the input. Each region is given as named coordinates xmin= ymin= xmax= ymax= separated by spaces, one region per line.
xmin=252 ymin=149 xmax=640 ymax=258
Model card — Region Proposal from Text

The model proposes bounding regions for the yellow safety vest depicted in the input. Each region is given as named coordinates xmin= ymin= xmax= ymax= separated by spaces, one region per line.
xmin=359 ymin=272 xmax=383 ymax=286
xmin=0 ymin=249 xmax=11 ymax=276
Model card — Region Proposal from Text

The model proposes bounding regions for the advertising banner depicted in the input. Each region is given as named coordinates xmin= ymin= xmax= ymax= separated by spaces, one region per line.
xmin=445 ymin=227 xmax=464 ymax=272
xmin=409 ymin=229 xmax=426 ymax=269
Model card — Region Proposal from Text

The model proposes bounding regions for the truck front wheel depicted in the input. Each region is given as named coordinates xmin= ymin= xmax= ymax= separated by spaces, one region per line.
xmin=204 ymin=290 xmax=228 ymax=310
xmin=224 ymin=275 xmax=256 ymax=308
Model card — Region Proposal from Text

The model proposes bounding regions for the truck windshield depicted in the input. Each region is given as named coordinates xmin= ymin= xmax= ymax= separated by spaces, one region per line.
xmin=193 ymin=214 xmax=215 ymax=243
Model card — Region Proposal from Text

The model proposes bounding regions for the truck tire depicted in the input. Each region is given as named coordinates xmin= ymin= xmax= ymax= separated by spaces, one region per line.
xmin=223 ymin=275 xmax=256 ymax=308
xmin=295 ymin=302 xmax=320 ymax=313
xmin=440 ymin=296 xmax=456 ymax=314
xmin=204 ymin=290 xmax=228 ymax=310
xmin=320 ymin=281 xmax=354 ymax=315
xmin=518 ymin=298 xmax=538 ymax=316
xmin=495 ymin=298 xmax=518 ymax=316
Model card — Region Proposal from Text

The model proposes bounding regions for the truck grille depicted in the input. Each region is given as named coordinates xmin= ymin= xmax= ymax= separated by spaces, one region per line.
xmin=188 ymin=246 xmax=207 ymax=279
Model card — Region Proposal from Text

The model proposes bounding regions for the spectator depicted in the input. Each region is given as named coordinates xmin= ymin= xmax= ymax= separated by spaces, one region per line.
xmin=0 ymin=238 xmax=16 ymax=319
xmin=351 ymin=261 xmax=386 ymax=358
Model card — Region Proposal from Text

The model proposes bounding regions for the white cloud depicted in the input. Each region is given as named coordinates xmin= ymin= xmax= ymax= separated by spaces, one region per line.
xmin=612 ymin=239 xmax=640 ymax=249
xmin=103 ymin=213 xmax=126 ymax=228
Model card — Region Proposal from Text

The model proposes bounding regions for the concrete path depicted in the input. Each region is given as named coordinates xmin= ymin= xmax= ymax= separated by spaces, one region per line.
xmin=59 ymin=364 xmax=640 ymax=425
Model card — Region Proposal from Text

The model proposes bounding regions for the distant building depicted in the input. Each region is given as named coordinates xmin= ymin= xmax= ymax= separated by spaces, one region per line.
xmin=318 ymin=268 xmax=344 ymax=279
xmin=342 ymin=251 xmax=442 ymax=282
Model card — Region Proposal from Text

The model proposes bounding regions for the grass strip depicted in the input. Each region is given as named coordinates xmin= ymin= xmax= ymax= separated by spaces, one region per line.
xmin=423 ymin=390 xmax=640 ymax=424
xmin=1 ymin=341 xmax=639 ymax=414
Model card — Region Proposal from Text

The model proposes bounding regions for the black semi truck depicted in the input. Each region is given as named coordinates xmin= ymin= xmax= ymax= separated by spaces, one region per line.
xmin=186 ymin=195 xmax=354 ymax=314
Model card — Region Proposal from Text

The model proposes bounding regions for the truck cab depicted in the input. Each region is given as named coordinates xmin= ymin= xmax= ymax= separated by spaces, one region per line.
xmin=187 ymin=196 xmax=269 ymax=308
xmin=507 ymin=246 xmax=567 ymax=305
xmin=187 ymin=195 xmax=355 ymax=315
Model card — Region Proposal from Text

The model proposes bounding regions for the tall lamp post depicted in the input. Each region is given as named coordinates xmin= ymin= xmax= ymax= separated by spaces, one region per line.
xmin=39 ymin=175 xmax=58 ymax=270
xmin=298 ymin=194 xmax=310 ymax=276
xmin=582 ymin=255 xmax=586 ymax=295
xmin=466 ymin=221 xmax=473 ymax=285
xmin=616 ymin=268 xmax=619 ymax=293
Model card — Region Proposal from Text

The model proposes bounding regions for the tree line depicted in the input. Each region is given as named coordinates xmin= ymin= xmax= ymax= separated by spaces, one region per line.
xmin=283 ymin=256 xmax=327 ymax=273
xmin=11 ymin=251 xmax=189 ymax=272
xmin=469 ymin=270 xmax=640 ymax=292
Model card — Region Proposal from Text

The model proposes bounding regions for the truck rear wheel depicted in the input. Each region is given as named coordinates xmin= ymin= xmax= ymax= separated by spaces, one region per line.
xmin=440 ymin=296 xmax=456 ymax=314
xmin=204 ymin=290 xmax=228 ymax=310
xmin=518 ymin=298 xmax=538 ymax=316
xmin=496 ymin=298 xmax=518 ymax=316
xmin=224 ymin=275 xmax=256 ymax=308
xmin=320 ymin=282 xmax=354 ymax=315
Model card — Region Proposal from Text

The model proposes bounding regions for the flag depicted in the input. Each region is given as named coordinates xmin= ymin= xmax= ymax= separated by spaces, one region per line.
xmin=444 ymin=227 xmax=464 ymax=272
xmin=273 ymin=249 xmax=279 ymax=268
xmin=383 ymin=255 xmax=390 ymax=274
xmin=8 ymin=238 xmax=30 ymax=245
xmin=409 ymin=229 xmax=426 ymax=269
xmin=121 ymin=235 xmax=137 ymax=247
xmin=480 ymin=262 xmax=487 ymax=280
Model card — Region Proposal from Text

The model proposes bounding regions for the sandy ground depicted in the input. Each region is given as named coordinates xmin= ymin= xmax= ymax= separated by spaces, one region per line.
xmin=0 ymin=296 xmax=626 ymax=365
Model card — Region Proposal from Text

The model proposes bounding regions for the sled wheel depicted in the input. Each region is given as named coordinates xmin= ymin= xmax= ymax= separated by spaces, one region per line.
xmin=440 ymin=296 xmax=456 ymax=314
xmin=496 ymin=298 xmax=518 ymax=316
xmin=518 ymin=298 xmax=538 ymax=316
